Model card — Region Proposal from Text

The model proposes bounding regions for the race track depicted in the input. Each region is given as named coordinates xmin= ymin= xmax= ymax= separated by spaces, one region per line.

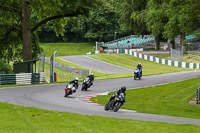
xmin=1 ymin=71 xmax=200 ymax=125
xmin=58 ymin=56 xmax=132 ymax=73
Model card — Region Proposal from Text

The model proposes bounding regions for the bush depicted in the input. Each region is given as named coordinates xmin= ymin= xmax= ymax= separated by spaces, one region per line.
xmin=0 ymin=60 xmax=13 ymax=74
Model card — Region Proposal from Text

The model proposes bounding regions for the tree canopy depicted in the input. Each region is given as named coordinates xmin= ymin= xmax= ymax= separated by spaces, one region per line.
xmin=0 ymin=0 xmax=199 ymax=62
xmin=0 ymin=0 xmax=99 ymax=61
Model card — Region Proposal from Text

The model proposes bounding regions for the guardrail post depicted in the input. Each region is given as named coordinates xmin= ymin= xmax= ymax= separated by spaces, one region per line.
xmin=50 ymin=51 xmax=57 ymax=83
xmin=196 ymin=88 xmax=200 ymax=104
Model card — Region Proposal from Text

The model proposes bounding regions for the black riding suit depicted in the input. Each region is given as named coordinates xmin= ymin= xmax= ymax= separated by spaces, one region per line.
xmin=69 ymin=80 xmax=79 ymax=90
xmin=109 ymin=89 xmax=126 ymax=103
xmin=87 ymin=75 xmax=94 ymax=86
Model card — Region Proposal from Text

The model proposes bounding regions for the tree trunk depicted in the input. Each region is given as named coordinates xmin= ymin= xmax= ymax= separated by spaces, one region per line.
xmin=180 ymin=32 xmax=187 ymax=54
xmin=155 ymin=36 xmax=160 ymax=50
xmin=22 ymin=0 xmax=32 ymax=61
xmin=170 ymin=39 xmax=175 ymax=49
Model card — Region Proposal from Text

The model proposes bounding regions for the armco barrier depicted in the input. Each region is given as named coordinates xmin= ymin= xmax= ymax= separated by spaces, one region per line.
xmin=87 ymin=49 xmax=200 ymax=69
xmin=45 ymin=58 xmax=90 ymax=76
xmin=0 ymin=72 xmax=46 ymax=85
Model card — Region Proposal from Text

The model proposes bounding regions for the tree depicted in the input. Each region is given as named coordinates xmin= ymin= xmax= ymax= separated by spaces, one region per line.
xmin=0 ymin=0 xmax=99 ymax=61
xmin=118 ymin=0 xmax=148 ymax=35
xmin=63 ymin=0 xmax=120 ymax=42
xmin=146 ymin=0 xmax=169 ymax=50
xmin=146 ymin=0 xmax=200 ymax=50
xmin=163 ymin=0 xmax=200 ymax=50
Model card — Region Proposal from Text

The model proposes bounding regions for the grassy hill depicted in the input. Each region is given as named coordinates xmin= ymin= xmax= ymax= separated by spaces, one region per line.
xmin=1 ymin=101 xmax=200 ymax=132
xmin=91 ymin=77 xmax=200 ymax=119
xmin=40 ymin=42 xmax=95 ymax=57
xmin=89 ymin=54 xmax=193 ymax=75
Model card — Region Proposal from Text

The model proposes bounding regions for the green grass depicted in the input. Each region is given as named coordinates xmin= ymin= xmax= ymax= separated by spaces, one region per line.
xmin=90 ymin=54 xmax=193 ymax=76
xmin=1 ymin=102 xmax=200 ymax=132
xmin=40 ymin=42 xmax=95 ymax=57
xmin=40 ymin=43 xmax=194 ymax=82
xmin=44 ymin=63 xmax=84 ymax=83
xmin=91 ymin=77 xmax=200 ymax=119
xmin=55 ymin=57 xmax=109 ymax=80
xmin=55 ymin=53 xmax=194 ymax=82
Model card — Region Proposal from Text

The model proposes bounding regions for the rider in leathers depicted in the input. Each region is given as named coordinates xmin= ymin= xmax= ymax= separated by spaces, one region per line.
xmin=109 ymin=86 xmax=126 ymax=104
xmin=69 ymin=77 xmax=79 ymax=91
xmin=87 ymin=73 xmax=94 ymax=87
xmin=136 ymin=63 xmax=143 ymax=76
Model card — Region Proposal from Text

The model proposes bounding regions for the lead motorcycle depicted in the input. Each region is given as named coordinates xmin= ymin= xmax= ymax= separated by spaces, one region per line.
xmin=104 ymin=93 xmax=125 ymax=112
xmin=133 ymin=68 xmax=142 ymax=80
xmin=64 ymin=83 xmax=76 ymax=97
xmin=82 ymin=77 xmax=92 ymax=91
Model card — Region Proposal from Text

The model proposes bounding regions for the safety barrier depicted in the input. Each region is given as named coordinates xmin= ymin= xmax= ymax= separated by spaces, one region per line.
xmin=45 ymin=58 xmax=90 ymax=76
xmin=128 ymin=50 xmax=200 ymax=69
xmin=87 ymin=49 xmax=200 ymax=69
xmin=0 ymin=72 xmax=46 ymax=85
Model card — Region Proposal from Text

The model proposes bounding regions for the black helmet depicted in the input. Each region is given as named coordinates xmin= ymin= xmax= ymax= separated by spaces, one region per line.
xmin=121 ymin=86 xmax=126 ymax=92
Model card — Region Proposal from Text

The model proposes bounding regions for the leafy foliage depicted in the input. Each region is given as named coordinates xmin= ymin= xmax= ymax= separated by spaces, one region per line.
xmin=118 ymin=0 xmax=148 ymax=35
xmin=0 ymin=60 xmax=13 ymax=74
xmin=0 ymin=0 xmax=99 ymax=61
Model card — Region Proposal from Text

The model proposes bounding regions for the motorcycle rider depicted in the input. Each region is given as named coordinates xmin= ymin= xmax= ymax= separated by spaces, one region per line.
xmin=87 ymin=73 xmax=94 ymax=87
xmin=109 ymin=86 xmax=126 ymax=103
xmin=136 ymin=63 xmax=143 ymax=76
xmin=69 ymin=77 xmax=79 ymax=92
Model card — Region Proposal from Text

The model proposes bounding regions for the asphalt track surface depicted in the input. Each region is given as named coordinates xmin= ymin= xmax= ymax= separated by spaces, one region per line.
xmin=58 ymin=55 xmax=132 ymax=73
xmin=1 ymin=71 xmax=200 ymax=125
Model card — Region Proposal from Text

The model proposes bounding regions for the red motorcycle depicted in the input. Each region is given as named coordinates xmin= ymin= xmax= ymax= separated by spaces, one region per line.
xmin=64 ymin=84 xmax=76 ymax=97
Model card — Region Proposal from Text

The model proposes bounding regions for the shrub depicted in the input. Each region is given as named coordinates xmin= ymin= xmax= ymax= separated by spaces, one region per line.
xmin=0 ymin=60 xmax=13 ymax=74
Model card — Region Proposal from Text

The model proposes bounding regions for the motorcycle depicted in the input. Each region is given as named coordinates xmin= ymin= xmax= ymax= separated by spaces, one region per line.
xmin=133 ymin=68 xmax=142 ymax=80
xmin=64 ymin=83 xmax=76 ymax=97
xmin=104 ymin=93 xmax=125 ymax=112
xmin=82 ymin=77 xmax=92 ymax=91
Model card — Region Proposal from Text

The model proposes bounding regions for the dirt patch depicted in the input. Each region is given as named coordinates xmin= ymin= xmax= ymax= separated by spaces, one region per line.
xmin=189 ymin=97 xmax=200 ymax=106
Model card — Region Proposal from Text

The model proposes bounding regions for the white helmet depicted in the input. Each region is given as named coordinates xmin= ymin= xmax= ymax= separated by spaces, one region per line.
xmin=138 ymin=63 xmax=141 ymax=65
xmin=75 ymin=77 xmax=79 ymax=81
xmin=90 ymin=73 xmax=94 ymax=75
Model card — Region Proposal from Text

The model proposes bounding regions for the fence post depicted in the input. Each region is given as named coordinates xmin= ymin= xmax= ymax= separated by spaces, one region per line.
xmin=196 ymin=88 xmax=200 ymax=104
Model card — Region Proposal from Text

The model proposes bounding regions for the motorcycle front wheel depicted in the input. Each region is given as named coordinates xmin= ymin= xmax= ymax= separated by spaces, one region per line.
xmin=104 ymin=101 xmax=111 ymax=111
xmin=113 ymin=102 xmax=122 ymax=112
xmin=82 ymin=84 xmax=86 ymax=91
xmin=134 ymin=75 xmax=136 ymax=80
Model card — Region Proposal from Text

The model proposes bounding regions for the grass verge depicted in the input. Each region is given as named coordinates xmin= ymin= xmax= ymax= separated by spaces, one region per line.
xmin=1 ymin=102 xmax=200 ymax=132
xmin=90 ymin=54 xmax=194 ymax=75
xmin=91 ymin=77 xmax=200 ymax=119
xmin=56 ymin=54 xmax=194 ymax=81
xmin=40 ymin=42 xmax=95 ymax=57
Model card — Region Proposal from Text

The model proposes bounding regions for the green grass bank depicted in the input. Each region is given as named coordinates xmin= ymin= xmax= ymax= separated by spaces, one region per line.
xmin=40 ymin=42 xmax=95 ymax=57
xmin=91 ymin=77 xmax=200 ymax=119
xmin=1 ymin=102 xmax=200 ymax=133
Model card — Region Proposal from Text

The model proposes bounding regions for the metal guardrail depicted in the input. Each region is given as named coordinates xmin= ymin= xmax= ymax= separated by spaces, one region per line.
xmin=188 ymin=54 xmax=200 ymax=61
xmin=45 ymin=58 xmax=90 ymax=76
